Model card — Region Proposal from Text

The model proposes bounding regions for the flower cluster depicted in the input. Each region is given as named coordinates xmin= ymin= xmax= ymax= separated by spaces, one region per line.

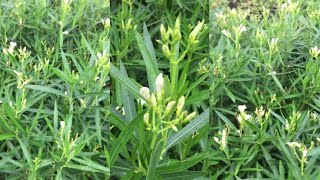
xmin=237 ymin=105 xmax=252 ymax=124
xmin=140 ymin=73 xmax=196 ymax=132
xmin=3 ymin=42 xmax=17 ymax=55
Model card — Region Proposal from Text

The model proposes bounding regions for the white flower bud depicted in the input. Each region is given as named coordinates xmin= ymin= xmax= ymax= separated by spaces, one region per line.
xmin=164 ymin=101 xmax=176 ymax=116
xmin=60 ymin=121 xmax=65 ymax=129
xmin=238 ymin=105 xmax=247 ymax=113
xmin=155 ymin=73 xmax=164 ymax=94
xmin=176 ymin=96 xmax=185 ymax=116
xmin=140 ymin=87 xmax=150 ymax=100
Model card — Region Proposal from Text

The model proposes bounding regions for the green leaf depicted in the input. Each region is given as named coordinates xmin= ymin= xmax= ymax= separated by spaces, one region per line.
xmin=110 ymin=63 xmax=140 ymax=98
xmin=270 ymin=72 xmax=285 ymax=93
xmin=157 ymin=153 xmax=206 ymax=173
xmin=135 ymin=25 xmax=159 ymax=92
xmin=214 ymin=109 xmax=237 ymax=130
xmin=307 ymin=147 xmax=320 ymax=156
xmin=164 ymin=109 xmax=209 ymax=152
xmin=120 ymin=61 xmax=137 ymax=122
xmin=224 ymin=86 xmax=236 ymax=103
xmin=0 ymin=134 xmax=15 ymax=141
xmin=25 ymin=85 xmax=67 ymax=97
xmin=110 ymin=109 xmax=147 ymax=166
xmin=147 ymin=140 xmax=164 ymax=180
xmin=161 ymin=171 xmax=207 ymax=180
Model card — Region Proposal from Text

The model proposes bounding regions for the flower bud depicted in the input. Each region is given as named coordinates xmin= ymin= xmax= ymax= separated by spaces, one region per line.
xmin=160 ymin=24 xmax=169 ymax=43
xmin=164 ymin=101 xmax=176 ymax=116
xmin=171 ymin=125 xmax=178 ymax=132
xmin=144 ymin=112 xmax=150 ymax=125
xmin=176 ymin=96 xmax=185 ymax=116
xmin=173 ymin=16 xmax=181 ymax=41
xmin=60 ymin=121 xmax=65 ymax=129
xmin=162 ymin=44 xmax=171 ymax=59
xmin=155 ymin=73 xmax=164 ymax=94
xmin=140 ymin=87 xmax=151 ymax=100
xmin=189 ymin=20 xmax=204 ymax=44
xmin=151 ymin=93 xmax=157 ymax=108
xmin=185 ymin=112 xmax=196 ymax=122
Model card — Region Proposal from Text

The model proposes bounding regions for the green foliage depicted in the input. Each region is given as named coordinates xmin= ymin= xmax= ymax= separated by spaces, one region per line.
xmin=0 ymin=0 xmax=110 ymax=179
xmin=1 ymin=0 xmax=320 ymax=179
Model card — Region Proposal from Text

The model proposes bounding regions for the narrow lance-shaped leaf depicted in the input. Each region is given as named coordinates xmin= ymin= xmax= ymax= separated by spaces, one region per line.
xmin=110 ymin=63 xmax=140 ymax=98
xmin=163 ymin=109 xmax=209 ymax=152
xmin=120 ymin=61 xmax=137 ymax=122
xmin=110 ymin=109 xmax=147 ymax=166
xmin=147 ymin=140 xmax=164 ymax=180
xmin=135 ymin=25 xmax=159 ymax=92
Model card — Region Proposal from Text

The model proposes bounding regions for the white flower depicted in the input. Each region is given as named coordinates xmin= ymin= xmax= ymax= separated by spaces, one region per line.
xmin=270 ymin=38 xmax=279 ymax=47
xmin=239 ymin=24 xmax=247 ymax=33
xmin=287 ymin=141 xmax=301 ymax=148
xmin=221 ymin=129 xmax=227 ymax=149
xmin=221 ymin=29 xmax=231 ymax=38
xmin=214 ymin=136 xmax=219 ymax=143
xmin=137 ymin=98 xmax=146 ymax=106
xmin=10 ymin=42 xmax=17 ymax=48
xmin=238 ymin=105 xmax=247 ymax=113
xmin=60 ymin=121 xmax=65 ymax=129
xmin=310 ymin=46 xmax=320 ymax=58
xmin=244 ymin=114 xmax=252 ymax=120
xmin=139 ymin=87 xmax=150 ymax=100
xmin=155 ymin=73 xmax=164 ymax=93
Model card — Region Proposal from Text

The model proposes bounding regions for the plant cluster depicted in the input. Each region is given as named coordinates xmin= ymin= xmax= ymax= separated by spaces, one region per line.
xmin=0 ymin=0 xmax=320 ymax=179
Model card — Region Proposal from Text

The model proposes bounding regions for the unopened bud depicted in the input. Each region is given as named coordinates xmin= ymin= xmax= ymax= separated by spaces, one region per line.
xmin=185 ymin=112 xmax=196 ymax=122
xmin=140 ymin=87 xmax=151 ymax=100
xmin=155 ymin=73 xmax=164 ymax=94
xmin=176 ymin=96 xmax=185 ymax=116
xmin=151 ymin=94 xmax=157 ymax=108
xmin=164 ymin=101 xmax=176 ymax=116
xmin=144 ymin=113 xmax=150 ymax=125
xmin=160 ymin=24 xmax=169 ymax=43
xmin=171 ymin=125 xmax=178 ymax=132
xmin=162 ymin=44 xmax=171 ymax=59
xmin=189 ymin=20 xmax=204 ymax=44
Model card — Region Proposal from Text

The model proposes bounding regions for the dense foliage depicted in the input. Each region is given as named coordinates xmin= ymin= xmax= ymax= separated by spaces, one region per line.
xmin=0 ymin=0 xmax=319 ymax=179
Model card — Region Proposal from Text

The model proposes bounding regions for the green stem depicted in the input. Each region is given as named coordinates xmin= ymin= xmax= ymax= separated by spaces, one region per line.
xmin=150 ymin=110 xmax=157 ymax=150
xmin=170 ymin=61 xmax=178 ymax=98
